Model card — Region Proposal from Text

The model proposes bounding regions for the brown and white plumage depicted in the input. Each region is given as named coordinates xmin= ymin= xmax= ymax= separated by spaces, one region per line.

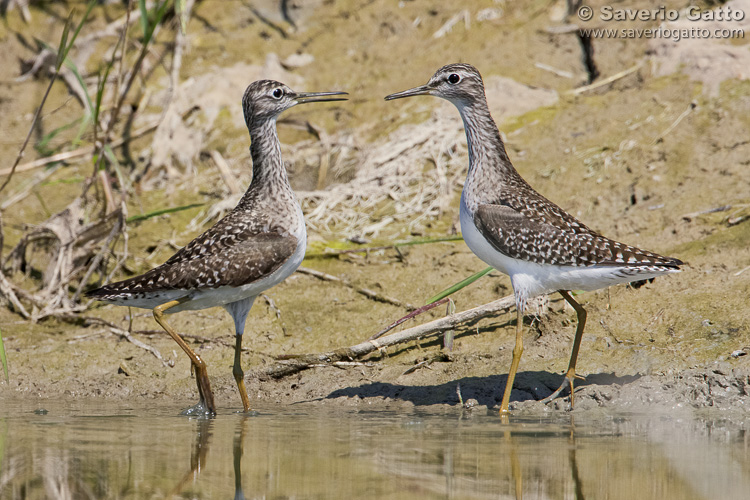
xmin=87 ymin=178 xmax=302 ymax=312
xmin=88 ymin=80 xmax=347 ymax=414
xmin=386 ymin=63 xmax=682 ymax=412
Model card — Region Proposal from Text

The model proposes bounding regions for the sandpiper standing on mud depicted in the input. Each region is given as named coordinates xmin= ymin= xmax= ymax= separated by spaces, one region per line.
xmin=386 ymin=63 xmax=682 ymax=413
xmin=88 ymin=81 xmax=347 ymax=414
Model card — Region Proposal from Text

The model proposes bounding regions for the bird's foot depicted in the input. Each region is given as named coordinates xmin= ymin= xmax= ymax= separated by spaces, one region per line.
xmin=234 ymin=409 xmax=261 ymax=416
xmin=180 ymin=400 xmax=216 ymax=417
xmin=541 ymin=371 xmax=584 ymax=409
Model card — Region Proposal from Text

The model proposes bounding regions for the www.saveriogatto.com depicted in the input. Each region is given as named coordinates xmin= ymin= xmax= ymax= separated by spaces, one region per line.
xmin=575 ymin=4 xmax=746 ymax=41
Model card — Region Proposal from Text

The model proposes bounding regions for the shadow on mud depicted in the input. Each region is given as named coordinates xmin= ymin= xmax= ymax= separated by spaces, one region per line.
xmin=324 ymin=371 xmax=641 ymax=407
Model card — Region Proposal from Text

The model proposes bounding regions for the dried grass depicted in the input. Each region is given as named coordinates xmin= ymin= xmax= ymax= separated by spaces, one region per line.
xmin=291 ymin=108 xmax=467 ymax=237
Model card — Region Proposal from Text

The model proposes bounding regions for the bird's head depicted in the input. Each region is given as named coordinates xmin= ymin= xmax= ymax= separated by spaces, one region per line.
xmin=242 ymin=80 xmax=347 ymax=128
xmin=385 ymin=63 xmax=485 ymax=107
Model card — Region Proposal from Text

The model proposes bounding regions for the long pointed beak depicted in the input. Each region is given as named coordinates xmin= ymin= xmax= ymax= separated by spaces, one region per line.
xmin=384 ymin=84 xmax=432 ymax=101
xmin=295 ymin=91 xmax=348 ymax=104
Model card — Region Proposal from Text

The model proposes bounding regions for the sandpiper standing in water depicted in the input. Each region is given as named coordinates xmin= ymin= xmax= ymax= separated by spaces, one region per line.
xmin=88 ymin=81 xmax=347 ymax=414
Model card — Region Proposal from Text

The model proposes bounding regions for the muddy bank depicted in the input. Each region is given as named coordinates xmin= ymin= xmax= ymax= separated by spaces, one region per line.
xmin=0 ymin=0 xmax=749 ymax=418
xmin=2 ymin=233 xmax=749 ymax=415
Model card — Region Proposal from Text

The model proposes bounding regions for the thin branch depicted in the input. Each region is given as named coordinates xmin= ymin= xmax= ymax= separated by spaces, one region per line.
xmin=251 ymin=294 xmax=515 ymax=380
xmin=681 ymin=204 xmax=733 ymax=222
xmin=247 ymin=4 xmax=288 ymax=38
xmin=279 ymin=0 xmax=297 ymax=30
xmin=304 ymin=236 xmax=464 ymax=259
xmin=568 ymin=61 xmax=643 ymax=96
xmin=0 ymin=2 xmax=95 ymax=194
xmin=652 ymin=102 xmax=696 ymax=145
xmin=71 ymin=204 xmax=125 ymax=303
xmin=0 ymin=166 xmax=60 ymax=211
xmin=113 ymin=0 xmax=134 ymax=130
xmin=370 ymin=297 xmax=449 ymax=339
xmin=210 ymin=150 xmax=242 ymax=195
xmin=0 ymin=75 xmax=59 ymax=195
xmin=90 ymin=0 xmax=169 ymax=187
xmin=0 ymin=272 xmax=31 ymax=319
xmin=535 ymin=62 xmax=573 ymax=79
xmin=0 ymin=118 xmax=160 ymax=177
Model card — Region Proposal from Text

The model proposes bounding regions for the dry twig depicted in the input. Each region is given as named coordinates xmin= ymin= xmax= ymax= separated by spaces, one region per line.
xmin=652 ymin=102 xmax=696 ymax=145
xmin=251 ymin=294 xmax=514 ymax=380
xmin=210 ymin=150 xmax=242 ymax=195
xmin=109 ymin=327 xmax=167 ymax=365
xmin=0 ymin=119 xmax=160 ymax=177
xmin=370 ymin=297 xmax=449 ymax=339
xmin=569 ymin=62 xmax=643 ymax=96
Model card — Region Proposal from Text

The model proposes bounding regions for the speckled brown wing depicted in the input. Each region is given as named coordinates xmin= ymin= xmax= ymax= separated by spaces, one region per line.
xmin=160 ymin=231 xmax=297 ymax=289
xmin=93 ymin=229 xmax=297 ymax=295
xmin=162 ymin=205 xmax=279 ymax=267
xmin=474 ymin=204 xmax=682 ymax=267
xmin=499 ymin=175 xmax=596 ymax=235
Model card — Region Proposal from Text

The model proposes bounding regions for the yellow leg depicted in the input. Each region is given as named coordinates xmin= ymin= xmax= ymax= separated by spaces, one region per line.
xmin=499 ymin=308 xmax=524 ymax=413
xmin=233 ymin=335 xmax=252 ymax=412
xmin=153 ymin=298 xmax=216 ymax=414
xmin=541 ymin=290 xmax=587 ymax=408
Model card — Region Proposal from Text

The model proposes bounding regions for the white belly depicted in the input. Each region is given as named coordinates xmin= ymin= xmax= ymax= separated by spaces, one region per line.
xmin=459 ymin=194 xmax=679 ymax=311
xmin=108 ymin=211 xmax=307 ymax=314
xmin=170 ymin=221 xmax=307 ymax=313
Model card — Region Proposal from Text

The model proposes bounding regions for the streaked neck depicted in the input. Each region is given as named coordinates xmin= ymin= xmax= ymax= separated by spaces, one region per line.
xmin=248 ymin=118 xmax=288 ymax=188
xmin=454 ymin=100 xmax=514 ymax=176
xmin=454 ymin=99 xmax=519 ymax=212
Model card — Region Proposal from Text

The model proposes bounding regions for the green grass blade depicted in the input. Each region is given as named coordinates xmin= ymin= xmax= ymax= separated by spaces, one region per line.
xmin=41 ymin=176 xmax=85 ymax=187
xmin=126 ymin=203 xmax=205 ymax=223
xmin=0 ymin=326 xmax=8 ymax=383
xmin=63 ymin=58 xmax=95 ymax=147
xmin=58 ymin=0 xmax=97 ymax=70
xmin=394 ymin=235 xmax=464 ymax=248
xmin=138 ymin=0 xmax=149 ymax=39
xmin=425 ymin=266 xmax=494 ymax=305
xmin=175 ymin=0 xmax=188 ymax=34
xmin=143 ymin=0 xmax=171 ymax=44
xmin=64 ymin=59 xmax=94 ymax=113
xmin=94 ymin=58 xmax=115 ymax=127
xmin=34 ymin=117 xmax=84 ymax=155
xmin=55 ymin=12 xmax=72 ymax=70
xmin=103 ymin=144 xmax=130 ymax=193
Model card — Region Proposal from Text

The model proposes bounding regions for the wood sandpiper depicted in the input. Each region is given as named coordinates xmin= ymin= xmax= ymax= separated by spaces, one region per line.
xmin=88 ymin=80 xmax=347 ymax=414
xmin=385 ymin=63 xmax=682 ymax=413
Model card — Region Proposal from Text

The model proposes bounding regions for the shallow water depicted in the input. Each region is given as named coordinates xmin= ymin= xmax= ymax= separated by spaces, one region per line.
xmin=0 ymin=400 xmax=748 ymax=499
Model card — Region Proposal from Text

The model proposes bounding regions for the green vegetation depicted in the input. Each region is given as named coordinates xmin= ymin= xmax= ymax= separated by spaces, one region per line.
xmin=126 ymin=203 xmax=206 ymax=223
xmin=426 ymin=266 xmax=493 ymax=305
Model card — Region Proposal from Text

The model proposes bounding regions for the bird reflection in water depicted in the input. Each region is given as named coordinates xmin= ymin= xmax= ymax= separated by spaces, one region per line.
xmin=233 ymin=416 xmax=251 ymax=500
xmin=169 ymin=418 xmax=213 ymax=497
xmin=168 ymin=415 xmax=252 ymax=499
xmin=494 ymin=412 xmax=585 ymax=500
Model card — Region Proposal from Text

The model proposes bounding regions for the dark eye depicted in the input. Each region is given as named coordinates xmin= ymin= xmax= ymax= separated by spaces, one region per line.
xmin=447 ymin=73 xmax=461 ymax=84
xmin=272 ymin=88 xmax=283 ymax=99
